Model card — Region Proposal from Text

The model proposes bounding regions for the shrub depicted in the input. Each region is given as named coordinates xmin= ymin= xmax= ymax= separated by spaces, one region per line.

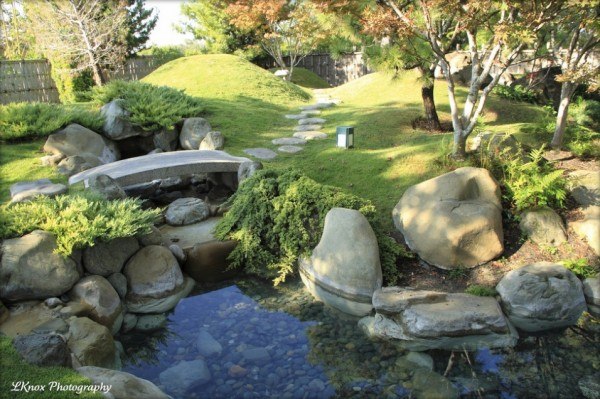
xmin=0 ymin=102 xmax=104 ymax=142
xmin=91 ymin=80 xmax=205 ymax=131
xmin=561 ymin=258 xmax=598 ymax=279
xmin=465 ymin=285 xmax=497 ymax=297
xmin=570 ymin=99 xmax=600 ymax=129
xmin=501 ymin=146 xmax=567 ymax=212
xmin=0 ymin=192 xmax=160 ymax=256
xmin=493 ymin=84 xmax=538 ymax=104
xmin=565 ymin=126 xmax=600 ymax=159
xmin=215 ymin=170 xmax=403 ymax=285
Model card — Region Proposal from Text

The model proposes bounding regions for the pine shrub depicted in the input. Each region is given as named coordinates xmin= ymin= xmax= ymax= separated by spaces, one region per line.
xmin=215 ymin=170 xmax=403 ymax=286
xmin=0 ymin=192 xmax=161 ymax=256
xmin=91 ymin=80 xmax=205 ymax=131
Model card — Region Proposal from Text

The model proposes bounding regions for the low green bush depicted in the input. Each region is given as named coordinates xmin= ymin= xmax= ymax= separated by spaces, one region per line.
xmin=0 ymin=102 xmax=104 ymax=142
xmin=570 ymin=99 xmax=600 ymax=129
xmin=0 ymin=192 xmax=160 ymax=256
xmin=215 ymin=170 xmax=403 ymax=285
xmin=465 ymin=284 xmax=497 ymax=297
xmin=561 ymin=258 xmax=598 ymax=279
xmin=493 ymin=84 xmax=539 ymax=104
xmin=91 ymin=80 xmax=205 ymax=131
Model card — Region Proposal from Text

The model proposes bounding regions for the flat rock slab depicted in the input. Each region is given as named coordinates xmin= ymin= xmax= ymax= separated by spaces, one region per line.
xmin=278 ymin=145 xmax=303 ymax=154
xmin=298 ymin=118 xmax=326 ymax=125
xmin=567 ymin=170 xmax=600 ymax=206
xmin=69 ymin=150 xmax=251 ymax=187
xmin=159 ymin=217 xmax=222 ymax=251
xmin=243 ymin=148 xmax=278 ymax=160
xmin=284 ymin=114 xmax=305 ymax=120
xmin=300 ymin=103 xmax=334 ymax=111
xmin=543 ymin=150 xmax=574 ymax=162
xmin=301 ymin=110 xmax=321 ymax=116
xmin=10 ymin=179 xmax=67 ymax=202
xmin=271 ymin=137 xmax=306 ymax=145
xmin=293 ymin=131 xmax=328 ymax=140
xmin=294 ymin=124 xmax=323 ymax=132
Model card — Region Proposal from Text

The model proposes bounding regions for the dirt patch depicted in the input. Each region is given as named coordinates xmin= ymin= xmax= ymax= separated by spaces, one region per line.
xmin=410 ymin=116 xmax=453 ymax=133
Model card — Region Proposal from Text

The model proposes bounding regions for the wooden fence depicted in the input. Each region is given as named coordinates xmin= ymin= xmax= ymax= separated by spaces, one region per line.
xmin=258 ymin=53 xmax=372 ymax=87
xmin=0 ymin=56 xmax=162 ymax=105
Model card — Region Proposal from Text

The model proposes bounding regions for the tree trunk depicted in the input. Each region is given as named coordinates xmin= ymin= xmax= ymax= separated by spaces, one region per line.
xmin=453 ymin=132 xmax=468 ymax=159
xmin=90 ymin=63 xmax=106 ymax=86
xmin=418 ymin=66 xmax=442 ymax=131
xmin=551 ymin=82 xmax=575 ymax=149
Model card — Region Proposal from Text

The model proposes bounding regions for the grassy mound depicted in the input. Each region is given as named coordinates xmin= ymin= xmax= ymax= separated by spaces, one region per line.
xmin=269 ymin=67 xmax=330 ymax=89
xmin=143 ymin=54 xmax=310 ymax=104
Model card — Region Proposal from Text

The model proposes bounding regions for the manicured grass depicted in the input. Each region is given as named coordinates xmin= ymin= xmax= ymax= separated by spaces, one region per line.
xmin=269 ymin=67 xmax=330 ymax=89
xmin=0 ymin=336 xmax=103 ymax=399
xmin=0 ymin=140 xmax=66 ymax=202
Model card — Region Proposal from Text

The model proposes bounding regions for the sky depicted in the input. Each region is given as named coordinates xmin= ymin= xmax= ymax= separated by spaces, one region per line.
xmin=146 ymin=0 xmax=194 ymax=47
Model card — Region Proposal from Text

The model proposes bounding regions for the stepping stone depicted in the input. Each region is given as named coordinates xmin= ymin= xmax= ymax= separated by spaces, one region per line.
xmin=317 ymin=98 xmax=341 ymax=105
xmin=301 ymin=110 xmax=321 ymax=116
xmin=284 ymin=114 xmax=305 ymax=120
xmin=271 ymin=137 xmax=306 ymax=145
xmin=293 ymin=131 xmax=328 ymax=140
xmin=278 ymin=145 xmax=303 ymax=154
xmin=10 ymin=179 xmax=67 ymax=203
xmin=243 ymin=148 xmax=278 ymax=160
xmin=298 ymin=118 xmax=326 ymax=125
xmin=294 ymin=124 xmax=322 ymax=132
xmin=300 ymin=103 xmax=334 ymax=111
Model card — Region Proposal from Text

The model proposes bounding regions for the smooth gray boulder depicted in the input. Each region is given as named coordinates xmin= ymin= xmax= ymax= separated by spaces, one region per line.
xmin=393 ymin=167 xmax=503 ymax=269
xmin=238 ymin=161 xmax=263 ymax=184
xmin=124 ymin=246 xmax=193 ymax=313
xmin=82 ymin=237 xmax=139 ymax=276
xmin=583 ymin=277 xmax=600 ymax=317
xmin=13 ymin=333 xmax=71 ymax=367
xmin=101 ymin=100 xmax=147 ymax=141
xmin=159 ymin=360 xmax=211 ymax=397
xmin=196 ymin=329 xmax=222 ymax=357
xmin=88 ymin=174 xmax=126 ymax=200
xmin=57 ymin=154 xmax=102 ymax=177
xmin=567 ymin=170 xmax=600 ymax=207
xmin=40 ymin=153 xmax=64 ymax=166
xmin=299 ymin=208 xmax=382 ymax=316
xmin=570 ymin=205 xmax=600 ymax=255
xmin=243 ymin=148 xmax=278 ymax=160
xmin=10 ymin=179 xmax=67 ymax=203
xmin=165 ymin=197 xmax=210 ymax=226
xmin=135 ymin=314 xmax=167 ymax=331
xmin=107 ymin=272 xmax=127 ymax=299
xmin=77 ymin=366 xmax=170 ymax=399
xmin=153 ymin=128 xmax=178 ymax=152
xmin=137 ymin=226 xmax=167 ymax=247
xmin=180 ymin=117 xmax=211 ymax=150
xmin=359 ymin=287 xmax=518 ymax=351
xmin=579 ymin=372 xmax=600 ymax=399
xmin=496 ymin=262 xmax=586 ymax=332
xmin=199 ymin=131 xmax=225 ymax=151
xmin=469 ymin=131 xmax=524 ymax=158
xmin=67 ymin=317 xmax=116 ymax=368
xmin=0 ymin=231 xmax=80 ymax=302
xmin=519 ymin=206 xmax=567 ymax=246
xmin=44 ymin=123 xmax=119 ymax=164
xmin=69 ymin=276 xmax=123 ymax=334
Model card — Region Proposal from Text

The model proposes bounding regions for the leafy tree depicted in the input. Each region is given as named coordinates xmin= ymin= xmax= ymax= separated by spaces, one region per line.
xmin=126 ymin=0 xmax=158 ymax=56
xmin=549 ymin=1 xmax=599 ymax=149
xmin=0 ymin=0 xmax=39 ymax=59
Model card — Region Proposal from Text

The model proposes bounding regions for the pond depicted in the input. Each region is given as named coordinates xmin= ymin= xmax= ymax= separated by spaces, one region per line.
xmin=119 ymin=277 xmax=599 ymax=399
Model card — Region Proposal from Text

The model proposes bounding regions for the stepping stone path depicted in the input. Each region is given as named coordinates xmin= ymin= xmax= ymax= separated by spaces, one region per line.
xmin=271 ymin=137 xmax=306 ymax=145
xmin=278 ymin=145 xmax=303 ymax=154
xmin=10 ymin=179 xmax=67 ymax=203
xmin=243 ymin=148 xmax=278 ymax=160
xmin=269 ymin=90 xmax=340 ymax=155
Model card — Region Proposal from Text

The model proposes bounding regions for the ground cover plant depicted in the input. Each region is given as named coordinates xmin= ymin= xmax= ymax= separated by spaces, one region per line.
xmin=0 ymin=192 xmax=160 ymax=256
xmin=0 ymin=102 xmax=103 ymax=142
xmin=91 ymin=80 xmax=205 ymax=132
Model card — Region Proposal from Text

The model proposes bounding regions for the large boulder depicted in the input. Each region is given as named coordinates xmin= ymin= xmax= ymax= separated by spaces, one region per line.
xmin=67 ymin=317 xmax=116 ymax=368
xmin=299 ymin=208 xmax=382 ymax=316
xmin=179 ymin=117 xmax=211 ymax=150
xmin=0 ymin=231 xmax=81 ymax=302
xmin=82 ymin=237 xmax=139 ymax=276
xmin=57 ymin=154 xmax=102 ymax=177
xmin=124 ymin=245 xmax=193 ymax=313
xmin=69 ymin=276 xmax=124 ymax=334
xmin=237 ymin=161 xmax=263 ymax=184
xmin=44 ymin=123 xmax=119 ymax=164
xmin=10 ymin=179 xmax=67 ymax=203
xmin=359 ymin=287 xmax=518 ymax=351
xmin=159 ymin=360 xmax=211 ymax=397
xmin=183 ymin=240 xmax=239 ymax=282
xmin=570 ymin=206 xmax=600 ymax=256
xmin=101 ymin=100 xmax=148 ymax=141
xmin=0 ymin=300 xmax=8 ymax=324
xmin=392 ymin=167 xmax=503 ymax=269
xmin=584 ymin=277 xmax=600 ymax=317
xmin=496 ymin=262 xmax=586 ymax=332
xmin=153 ymin=128 xmax=179 ymax=152
xmin=567 ymin=170 xmax=599 ymax=207
xmin=13 ymin=333 xmax=71 ymax=367
xmin=199 ymin=131 xmax=225 ymax=151
xmin=77 ymin=366 xmax=170 ymax=399
xmin=469 ymin=132 xmax=524 ymax=158
xmin=519 ymin=206 xmax=567 ymax=246
xmin=88 ymin=174 xmax=126 ymax=200
xmin=165 ymin=197 xmax=210 ymax=226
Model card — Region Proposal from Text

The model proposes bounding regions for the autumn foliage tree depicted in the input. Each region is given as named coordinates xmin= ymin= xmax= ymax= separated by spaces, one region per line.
xmin=225 ymin=0 xmax=327 ymax=80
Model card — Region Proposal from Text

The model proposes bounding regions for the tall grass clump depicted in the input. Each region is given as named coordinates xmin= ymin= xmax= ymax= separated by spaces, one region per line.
xmin=0 ymin=192 xmax=160 ymax=256
xmin=91 ymin=80 xmax=205 ymax=131
xmin=215 ymin=170 xmax=403 ymax=286
xmin=0 ymin=102 xmax=104 ymax=142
